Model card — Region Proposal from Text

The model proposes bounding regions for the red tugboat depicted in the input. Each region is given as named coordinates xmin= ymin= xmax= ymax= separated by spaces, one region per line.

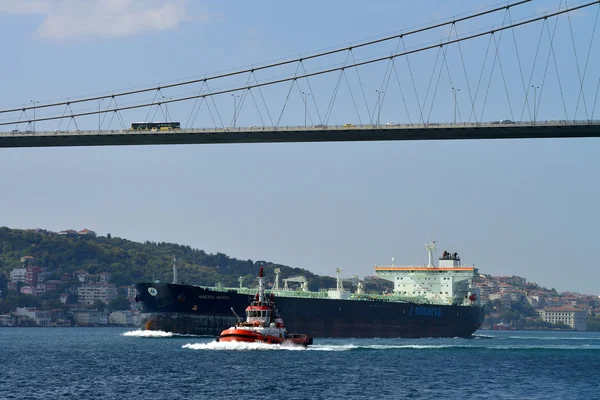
xmin=218 ymin=267 xmax=313 ymax=346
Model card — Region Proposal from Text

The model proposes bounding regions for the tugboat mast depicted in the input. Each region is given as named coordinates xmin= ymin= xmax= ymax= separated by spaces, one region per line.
xmin=258 ymin=267 xmax=266 ymax=304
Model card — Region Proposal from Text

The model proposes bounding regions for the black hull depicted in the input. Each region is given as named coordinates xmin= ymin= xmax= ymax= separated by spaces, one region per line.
xmin=135 ymin=282 xmax=484 ymax=338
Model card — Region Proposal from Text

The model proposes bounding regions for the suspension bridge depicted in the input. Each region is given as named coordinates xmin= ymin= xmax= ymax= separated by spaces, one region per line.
xmin=1 ymin=0 xmax=600 ymax=148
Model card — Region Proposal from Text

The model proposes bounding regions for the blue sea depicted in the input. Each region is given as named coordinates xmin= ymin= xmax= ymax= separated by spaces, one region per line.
xmin=1 ymin=328 xmax=599 ymax=399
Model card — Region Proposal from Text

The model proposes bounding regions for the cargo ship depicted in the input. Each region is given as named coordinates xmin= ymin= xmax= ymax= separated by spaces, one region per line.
xmin=135 ymin=240 xmax=484 ymax=338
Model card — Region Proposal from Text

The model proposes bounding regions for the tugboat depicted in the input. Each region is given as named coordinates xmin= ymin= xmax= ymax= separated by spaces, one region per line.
xmin=218 ymin=267 xmax=313 ymax=346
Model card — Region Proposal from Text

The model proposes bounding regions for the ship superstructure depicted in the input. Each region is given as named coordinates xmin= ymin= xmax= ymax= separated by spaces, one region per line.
xmin=374 ymin=240 xmax=479 ymax=306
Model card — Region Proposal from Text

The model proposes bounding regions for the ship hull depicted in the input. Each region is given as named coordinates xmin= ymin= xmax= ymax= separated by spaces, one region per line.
xmin=136 ymin=282 xmax=484 ymax=338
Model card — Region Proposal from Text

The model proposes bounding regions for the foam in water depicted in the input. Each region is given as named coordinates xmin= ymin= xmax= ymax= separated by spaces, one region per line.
xmin=122 ymin=330 xmax=174 ymax=338
xmin=182 ymin=341 xmax=307 ymax=351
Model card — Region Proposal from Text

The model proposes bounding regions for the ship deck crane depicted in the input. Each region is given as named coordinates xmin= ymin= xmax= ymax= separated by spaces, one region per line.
xmin=282 ymin=276 xmax=308 ymax=292
xmin=342 ymin=274 xmax=365 ymax=294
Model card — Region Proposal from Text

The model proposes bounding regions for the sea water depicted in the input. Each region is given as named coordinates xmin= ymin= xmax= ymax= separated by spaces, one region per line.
xmin=1 ymin=328 xmax=599 ymax=399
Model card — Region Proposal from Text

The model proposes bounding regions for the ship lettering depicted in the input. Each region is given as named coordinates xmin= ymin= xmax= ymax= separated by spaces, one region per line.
xmin=413 ymin=306 xmax=442 ymax=317
xmin=197 ymin=295 xmax=230 ymax=300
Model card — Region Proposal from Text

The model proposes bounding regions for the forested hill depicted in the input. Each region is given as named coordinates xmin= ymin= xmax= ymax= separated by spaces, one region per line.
xmin=0 ymin=227 xmax=346 ymax=291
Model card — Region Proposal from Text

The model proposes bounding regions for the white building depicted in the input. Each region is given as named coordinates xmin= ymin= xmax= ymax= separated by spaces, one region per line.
xmin=77 ymin=283 xmax=118 ymax=305
xmin=109 ymin=311 xmax=141 ymax=326
xmin=15 ymin=307 xmax=51 ymax=326
xmin=9 ymin=268 xmax=27 ymax=283
xmin=537 ymin=308 xmax=587 ymax=331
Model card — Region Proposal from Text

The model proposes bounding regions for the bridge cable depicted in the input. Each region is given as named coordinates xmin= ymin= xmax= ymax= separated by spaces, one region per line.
xmin=480 ymin=9 xmax=509 ymax=122
xmin=203 ymin=97 xmax=219 ymax=129
xmin=520 ymin=18 xmax=547 ymax=121
xmin=420 ymin=45 xmax=443 ymax=124
xmin=402 ymin=36 xmax=425 ymax=124
xmin=324 ymin=67 xmax=344 ymax=125
xmin=55 ymin=103 xmax=72 ymax=131
xmin=371 ymin=56 xmax=394 ymax=124
xmin=380 ymin=36 xmax=411 ymax=124
xmin=248 ymin=88 xmax=266 ymax=127
xmin=547 ymin=16 xmax=570 ymax=121
xmin=350 ymin=49 xmax=372 ymax=125
xmin=427 ymin=46 xmax=447 ymax=124
xmin=293 ymin=79 xmax=314 ymax=126
xmin=276 ymin=62 xmax=302 ymax=128
xmin=427 ymin=24 xmax=457 ymax=123
xmin=205 ymin=82 xmax=225 ymax=128
xmin=204 ymin=96 xmax=219 ymax=129
xmin=324 ymin=51 xmax=351 ymax=125
xmin=3 ymin=1 xmax=597 ymax=127
xmin=392 ymin=58 xmax=413 ymax=124
xmin=508 ymin=7 xmax=533 ymax=122
xmin=230 ymin=72 xmax=256 ymax=127
xmin=378 ymin=58 xmax=397 ymax=124
xmin=188 ymin=96 xmax=205 ymax=128
xmin=592 ymin=72 xmax=600 ymax=120
xmin=107 ymin=96 xmax=125 ymax=129
xmin=441 ymin=23 xmax=463 ymax=123
xmin=186 ymin=81 xmax=207 ymax=128
xmin=428 ymin=23 xmax=460 ymax=124
xmin=144 ymin=90 xmax=160 ymax=123
xmin=572 ymin=1 xmax=600 ymax=120
xmin=453 ymin=24 xmax=477 ymax=124
xmin=536 ymin=3 xmax=562 ymax=121
xmin=470 ymin=33 xmax=495 ymax=123
xmin=66 ymin=103 xmax=80 ymax=131
xmin=343 ymin=69 xmax=363 ymax=125
xmin=566 ymin=0 xmax=589 ymax=120
xmin=251 ymin=72 xmax=274 ymax=126
xmin=537 ymin=7 xmax=569 ymax=121
xmin=100 ymin=96 xmax=115 ymax=129
xmin=493 ymin=28 xmax=515 ymax=121
xmin=15 ymin=109 xmax=30 ymax=131
xmin=0 ymin=0 xmax=533 ymax=115
xmin=185 ymin=80 xmax=206 ymax=129
xmin=299 ymin=60 xmax=323 ymax=126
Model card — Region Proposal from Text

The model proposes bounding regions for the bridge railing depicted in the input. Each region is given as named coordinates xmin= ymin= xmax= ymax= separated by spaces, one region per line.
xmin=1 ymin=120 xmax=600 ymax=137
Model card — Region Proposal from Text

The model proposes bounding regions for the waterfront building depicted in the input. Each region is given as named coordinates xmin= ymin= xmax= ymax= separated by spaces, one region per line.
xmin=109 ymin=311 xmax=141 ymax=326
xmin=15 ymin=307 xmax=50 ymax=326
xmin=72 ymin=310 xmax=101 ymax=326
xmin=537 ymin=308 xmax=587 ymax=331
xmin=76 ymin=283 xmax=117 ymax=305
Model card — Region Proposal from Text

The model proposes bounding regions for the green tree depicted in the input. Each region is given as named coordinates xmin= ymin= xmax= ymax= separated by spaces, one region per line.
xmin=91 ymin=299 xmax=106 ymax=312
xmin=107 ymin=297 xmax=131 ymax=312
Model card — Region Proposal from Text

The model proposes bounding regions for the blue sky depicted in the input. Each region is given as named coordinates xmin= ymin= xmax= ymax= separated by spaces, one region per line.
xmin=0 ymin=0 xmax=599 ymax=294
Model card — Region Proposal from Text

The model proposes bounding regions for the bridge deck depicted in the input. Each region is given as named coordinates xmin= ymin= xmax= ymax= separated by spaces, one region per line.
xmin=1 ymin=123 xmax=599 ymax=148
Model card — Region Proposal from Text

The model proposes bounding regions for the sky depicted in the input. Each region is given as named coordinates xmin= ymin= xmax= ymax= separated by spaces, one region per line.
xmin=0 ymin=0 xmax=599 ymax=294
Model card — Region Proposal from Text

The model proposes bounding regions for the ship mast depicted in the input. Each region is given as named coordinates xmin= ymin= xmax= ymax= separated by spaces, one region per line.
xmin=336 ymin=268 xmax=344 ymax=291
xmin=424 ymin=239 xmax=436 ymax=268
xmin=172 ymin=255 xmax=178 ymax=284
xmin=273 ymin=268 xmax=281 ymax=291
xmin=258 ymin=267 xmax=266 ymax=304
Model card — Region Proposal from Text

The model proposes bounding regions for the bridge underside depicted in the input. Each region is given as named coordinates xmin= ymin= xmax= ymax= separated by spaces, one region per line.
xmin=1 ymin=125 xmax=599 ymax=148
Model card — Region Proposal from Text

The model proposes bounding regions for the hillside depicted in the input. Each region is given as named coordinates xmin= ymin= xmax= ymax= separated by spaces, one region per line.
xmin=0 ymin=227 xmax=387 ymax=293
